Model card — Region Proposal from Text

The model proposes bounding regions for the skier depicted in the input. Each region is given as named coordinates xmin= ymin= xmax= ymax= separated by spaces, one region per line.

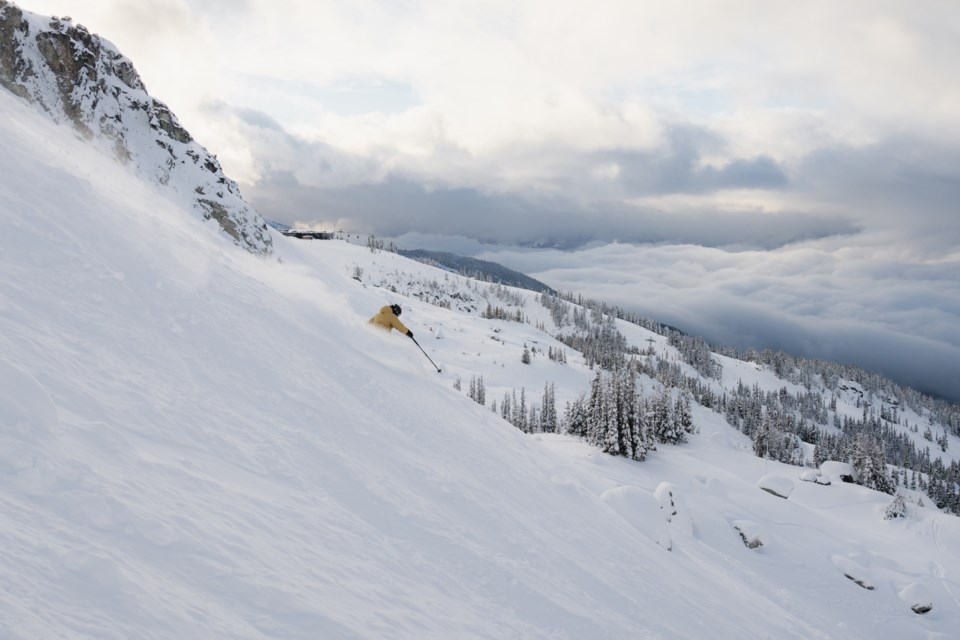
xmin=369 ymin=303 xmax=441 ymax=372
xmin=368 ymin=304 xmax=414 ymax=339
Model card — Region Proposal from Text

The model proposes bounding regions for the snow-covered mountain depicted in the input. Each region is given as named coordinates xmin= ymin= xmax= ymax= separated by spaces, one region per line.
xmin=397 ymin=248 xmax=556 ymax=294
xmin=4 ymin=77 xmax=960 ymax=639
xmin=4 ymin=4 xmax=960 ymax=637
xmin=0 ymin=1 xmax=272 ymax=254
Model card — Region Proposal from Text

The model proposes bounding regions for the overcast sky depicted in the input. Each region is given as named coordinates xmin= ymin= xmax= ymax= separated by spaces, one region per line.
xmin=24 ymin=0 xmax=960 ymax=400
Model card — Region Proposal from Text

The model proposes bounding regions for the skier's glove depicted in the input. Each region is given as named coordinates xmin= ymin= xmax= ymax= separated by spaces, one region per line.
xmin=407 ymin=330 xmax=414 ymax=338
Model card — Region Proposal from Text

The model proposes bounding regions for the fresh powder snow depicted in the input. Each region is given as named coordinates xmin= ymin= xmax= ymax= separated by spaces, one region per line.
xmin=2 ymin=86 xmax=960 ymax=639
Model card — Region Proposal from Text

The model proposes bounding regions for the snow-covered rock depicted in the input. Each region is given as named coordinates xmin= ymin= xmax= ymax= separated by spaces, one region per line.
xmin=898 ymin=582 xmax=933 ymax=614
xmin=820 ymin=461 xmax=856 ymax=484
xmin=799 ymin=469 xmax=832 ymax=485
xmin=758 ymin=474 xmax=795 ymax=499
xmin=654 ymin=481 xmax=695 ymax=537
xmin=831 ymin=555 xmax=876 ymax=590
xmin=732 ymin=519 xmax=764 ymax=549
xmin=0 ymin=1 xmax=272 ymax=254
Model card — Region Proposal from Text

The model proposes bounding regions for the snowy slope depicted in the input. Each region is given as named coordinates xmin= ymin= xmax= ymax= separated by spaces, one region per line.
xmin=2 ymin=87 xmax=960 ymax=640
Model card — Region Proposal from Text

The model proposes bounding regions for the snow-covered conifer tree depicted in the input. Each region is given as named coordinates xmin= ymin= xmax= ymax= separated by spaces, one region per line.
xmin=651 ymin=388 xmax=679 ymax=444
xmin=851 ymin=433 xmax=894 ymax=495
xmin=753 ymin=411 xmax=771 ymax=458
xmin=501 ymin=392 xmax=512 ymax=422
xmin=601 ymin=372 xmax=621 ymax=455
xmin=541 ymin=382 xmax=557 ymax=434
xmin=675 ymin=391 xmax=694 ymax=437
xmin=884 ymin=493 xmax=908 ymax=519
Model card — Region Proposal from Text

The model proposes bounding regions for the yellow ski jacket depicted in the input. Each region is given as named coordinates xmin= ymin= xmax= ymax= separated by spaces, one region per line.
xmin=369 ymin=305 xmax=410 ymax=335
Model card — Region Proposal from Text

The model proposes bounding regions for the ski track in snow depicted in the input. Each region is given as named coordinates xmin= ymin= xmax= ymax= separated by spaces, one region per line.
xmin=2 ymin=87 xmax=960 ymax=639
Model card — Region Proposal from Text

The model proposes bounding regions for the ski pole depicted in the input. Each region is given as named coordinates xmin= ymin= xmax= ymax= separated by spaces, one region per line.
xmin=411 ymin=336 xmax=441 ymax=373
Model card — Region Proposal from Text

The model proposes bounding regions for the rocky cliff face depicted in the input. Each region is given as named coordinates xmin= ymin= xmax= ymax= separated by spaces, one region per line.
xmin=0 ymin=1 xmax=272 ymax=255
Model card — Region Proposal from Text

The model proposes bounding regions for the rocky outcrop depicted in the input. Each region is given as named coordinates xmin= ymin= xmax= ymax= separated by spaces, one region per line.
xmin=0 ymin=2 xmax=272 ymax=255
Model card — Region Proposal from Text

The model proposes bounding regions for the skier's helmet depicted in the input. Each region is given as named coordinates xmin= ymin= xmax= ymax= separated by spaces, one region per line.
xmin=391 ymin=304 xmax=402 ymax=316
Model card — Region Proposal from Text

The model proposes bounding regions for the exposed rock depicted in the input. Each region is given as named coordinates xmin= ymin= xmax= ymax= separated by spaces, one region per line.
xmin=0 ymin=1 xmax=271 ymax=255
xmin=843 ymin=573 xmax=875 ymax=590
xmin=654 ymin=482 xmax=695 ymax=537
xmin=0 ymin=3 xmax=32 ymax=101
xmin=656 ymin=483 xmax=679 ymax=521
xmin=198 ymin=199 xmax=240 ymax=239
xmin=898 ymin=583 xmax=933 ymax=614
xmin=732 ymin=520 xmax=763 ymax=549
xmin=831 ymin=554 xmax=876 ymax=591
xmin=152 ymin=101 xmax=191 ymax=144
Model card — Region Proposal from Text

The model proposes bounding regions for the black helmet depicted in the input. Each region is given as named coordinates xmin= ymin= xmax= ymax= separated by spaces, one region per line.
xmin=391 ymin=304 xmax=402 ymax=316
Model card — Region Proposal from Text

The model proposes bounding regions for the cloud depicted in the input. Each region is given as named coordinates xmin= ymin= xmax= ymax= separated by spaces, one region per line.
xmin=204 ymin=105 xmax=855 ymax=249
xmin=246 ymin=170 xmax=858 ymax=250
xmin=473 ymin=241 xmax=960 ymax=401
xmin=792 ymin=137 xmax=960 ymax=253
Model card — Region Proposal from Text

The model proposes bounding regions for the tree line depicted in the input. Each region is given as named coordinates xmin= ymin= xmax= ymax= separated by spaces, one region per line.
xmin=537 ymin=290 xmax=960 ymax=515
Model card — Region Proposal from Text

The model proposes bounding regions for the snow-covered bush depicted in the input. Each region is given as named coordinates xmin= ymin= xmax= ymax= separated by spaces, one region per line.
xmin=884 ymin=493 xmax=908 ymax=520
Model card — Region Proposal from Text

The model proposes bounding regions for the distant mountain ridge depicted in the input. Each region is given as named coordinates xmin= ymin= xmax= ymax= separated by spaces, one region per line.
xmin=0 ymin=1 xmax=272 ymax=254
xmin=398 ymin=248 xmax=556 ymax=294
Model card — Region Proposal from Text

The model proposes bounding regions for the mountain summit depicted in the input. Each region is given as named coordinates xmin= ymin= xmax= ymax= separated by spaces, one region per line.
xmin=0 ymin=1 xmax=272 ymax=254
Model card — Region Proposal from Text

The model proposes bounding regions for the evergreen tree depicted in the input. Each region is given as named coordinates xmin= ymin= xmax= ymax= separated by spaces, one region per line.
xmin=851 ymin=433 xmax=894 ymax=495
xmin=518 ymin=388 xmax=528 ymax=432
xmin=587 ymin=370 xmax=606 ymax=446
xmin=564 ymin=396 xmax=589 ymax=438
xmin=628 ymin=393 xmax=652 ymax=461
xmin=753 ymin=410 xmax=772 ymax=458
xmin=675 ymin=391 xmax=695 ymax=437
xmin=511 ymin=390 xmax=520 ymax=429
xmin=541 ymin=382 xmax=557 ymax=434
xmin=651 ymin=388 xmax=679 ymax=444
xmin=600 ymin=371 xmax=621 ymax=455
